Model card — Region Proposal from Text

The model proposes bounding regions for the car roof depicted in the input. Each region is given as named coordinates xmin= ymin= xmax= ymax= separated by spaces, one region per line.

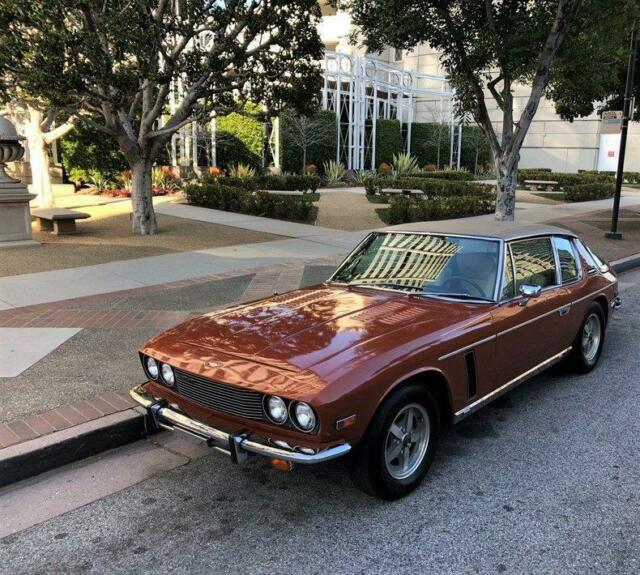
xmin=383 ymin=221 xmax=577 ymax=242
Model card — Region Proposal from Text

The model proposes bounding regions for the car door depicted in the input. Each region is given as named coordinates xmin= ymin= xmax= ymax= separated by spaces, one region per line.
xmin=491 ymin=236 xmax=569 ymax=387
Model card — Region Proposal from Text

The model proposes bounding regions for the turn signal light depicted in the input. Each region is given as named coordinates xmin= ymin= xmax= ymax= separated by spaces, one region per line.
xmin=336 ymin=414 xmax=357 ymax=430
xmin=270 ymin=458 xmax=294 ymax=472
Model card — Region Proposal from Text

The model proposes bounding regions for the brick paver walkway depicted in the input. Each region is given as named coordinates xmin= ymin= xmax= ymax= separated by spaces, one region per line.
xmin=0 ymin=256 xmax=341 ymax=451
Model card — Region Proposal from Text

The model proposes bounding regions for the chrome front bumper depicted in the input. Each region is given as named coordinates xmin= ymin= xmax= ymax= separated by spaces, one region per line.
xmin=129 ymin=385 xmax=351 ymax=465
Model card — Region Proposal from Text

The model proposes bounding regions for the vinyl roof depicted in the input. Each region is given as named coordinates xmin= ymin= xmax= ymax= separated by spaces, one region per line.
xmin=383 ymin=221 xmax=578 ymax=241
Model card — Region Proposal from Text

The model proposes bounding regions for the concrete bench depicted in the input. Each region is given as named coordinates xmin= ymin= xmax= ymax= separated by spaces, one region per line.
xmin=524 ymin=179 xmax=559 ymax=192
xmin=31 ymin=208 xmax=91 ymax=235
xmin=258 ymin=189 xmax=305 ymax=196
xmin=380 ymin=188 xmax=424 ymax=197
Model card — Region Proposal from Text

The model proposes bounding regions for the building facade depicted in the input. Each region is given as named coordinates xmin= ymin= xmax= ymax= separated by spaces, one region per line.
xmin=319 ymin=5 xmax=640 ymax=173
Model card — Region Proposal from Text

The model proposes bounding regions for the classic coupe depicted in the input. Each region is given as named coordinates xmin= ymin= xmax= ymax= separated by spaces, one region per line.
xmin=130 ymin=223 xmax=619 ymax=499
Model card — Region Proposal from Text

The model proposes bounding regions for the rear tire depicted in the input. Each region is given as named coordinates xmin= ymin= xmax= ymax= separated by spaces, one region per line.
xmin=568 ymin=302 xmax=605 ymax=373
xmin=347 ymin=384 xmax=439 ymax=500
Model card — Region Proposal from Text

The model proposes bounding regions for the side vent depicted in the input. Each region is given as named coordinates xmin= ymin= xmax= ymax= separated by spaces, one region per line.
xmin=464 ymin=351 xmax=477 ymax=398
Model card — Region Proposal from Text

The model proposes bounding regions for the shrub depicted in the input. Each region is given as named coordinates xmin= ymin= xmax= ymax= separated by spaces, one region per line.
xmin=564 ymin=182 xmax=615 ymax=202
xmin=516 ymin=170 xmax=613 ymax=187
xmin=375 ymin=119 xmax=403 ymax=165
xmin=391 ymin=152 xmax=420 ymax=177
xmin=424 ymin=164 xmax=437 ymax=172
xmin=60 ymin=120 xmax=127 ymax=185
xmin=184 ymin=182 xmax=316 ymax=222
xmin=256 ymin=174 xmax=320 ymax=192
xmin=383 ymin=194 xmax=495 ymax=224
xmin=409 ymin=122 xmax=450 ymax=170
xmin=366 ymin=175 xmax=494 ymax=198
xmin=378 ymin=162 xmax=392 ymax=175
xmin=216 ymin=103 xmax=264 ymax=170
xmin=152 ymin=166 xmax=181 ymax=190
xmin=411 ymin=170 xmax=474 ymax=181
xmin=323 ymin=160 xmax=346 ymax=184
xmin=228 ymin=163 xmax=258 ymax=180
xmin=304 ymin=164 xmax=317 ymax=174
xmin=208 ymin=166 xmax=224 ymax=177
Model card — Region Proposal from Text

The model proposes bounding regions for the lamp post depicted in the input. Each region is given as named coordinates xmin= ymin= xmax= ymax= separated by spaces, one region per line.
xmin=0 ymin=116 xmax=38 ymax=247
xmin=606 ymin=25 xmax=638 ymax=240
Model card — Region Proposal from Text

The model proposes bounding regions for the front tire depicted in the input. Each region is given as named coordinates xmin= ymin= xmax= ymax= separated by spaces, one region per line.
xmin=569 ymin=302 xmax=605 ymax=372
xmin=347 ymin=384 xmax=439 ymax=500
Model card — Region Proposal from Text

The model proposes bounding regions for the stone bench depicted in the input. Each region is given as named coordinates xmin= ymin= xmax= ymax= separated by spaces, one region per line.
xmin=524 ymin=179 xmax=559 ymax=192
xmin=380 ymin=188 xmax=424 ymax=197
xmin=31 ymin=208 xmax=91 ymax=235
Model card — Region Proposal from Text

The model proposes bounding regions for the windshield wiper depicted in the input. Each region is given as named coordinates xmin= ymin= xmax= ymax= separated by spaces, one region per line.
xmin=425 ymin=292 xmax=493 ymax=302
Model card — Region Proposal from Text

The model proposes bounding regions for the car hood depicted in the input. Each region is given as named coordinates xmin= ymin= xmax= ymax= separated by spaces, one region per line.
xmin=144 ymin=286 xmax=486 ymax=379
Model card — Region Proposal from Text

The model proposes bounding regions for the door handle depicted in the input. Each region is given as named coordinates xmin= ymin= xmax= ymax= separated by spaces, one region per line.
xmin=558 ymin=305 xmax=571 ymax=317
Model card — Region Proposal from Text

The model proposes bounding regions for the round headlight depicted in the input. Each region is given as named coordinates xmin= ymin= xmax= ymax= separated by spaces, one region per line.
xmin=266 ymin=396 xmax=288 ymax=424
xmin=145 ymin=356 xmax=159 ymax=379
xmin=160 ymin=363 xmax=175 ymax=386
xmin=293 ymin=402 xmax=316 ymax=432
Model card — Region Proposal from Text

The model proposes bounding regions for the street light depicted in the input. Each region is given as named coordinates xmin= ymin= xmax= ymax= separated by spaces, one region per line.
xmin=606 ymin=24 xmax=638 ymax=240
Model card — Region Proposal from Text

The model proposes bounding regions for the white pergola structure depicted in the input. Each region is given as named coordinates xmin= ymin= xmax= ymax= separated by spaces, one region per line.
xmin=166 ymin=50 xmax=461 ymax=172
xmin=321 ymin=51 xmax=459 ymax=171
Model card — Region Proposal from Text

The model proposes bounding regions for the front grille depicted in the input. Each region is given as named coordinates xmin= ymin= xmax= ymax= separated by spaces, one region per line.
xmin=174 ymin=369 xmax=266 ymax=421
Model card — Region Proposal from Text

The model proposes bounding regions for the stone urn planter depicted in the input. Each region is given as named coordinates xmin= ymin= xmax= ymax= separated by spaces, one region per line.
xmin=0 ymin=116 xmax=38 ymax=247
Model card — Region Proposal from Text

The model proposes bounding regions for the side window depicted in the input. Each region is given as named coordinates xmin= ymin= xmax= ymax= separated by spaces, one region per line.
xmin=553 ymin=237 xmax=579 ymax=283
xmin=500 ymin=245 xmax=515 ymax=300
xmin=510 ymin=237 xmax=558 ymax=291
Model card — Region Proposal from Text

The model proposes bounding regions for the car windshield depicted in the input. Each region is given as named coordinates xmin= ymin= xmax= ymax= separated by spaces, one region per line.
xmin=330 ymin=232 xmax=500 ymax=301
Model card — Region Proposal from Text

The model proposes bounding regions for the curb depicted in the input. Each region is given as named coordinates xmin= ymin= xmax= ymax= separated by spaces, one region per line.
xmin=0 ymin=408 xmax=152 ymax=488
xmin=611 ymin=254 xmax=640 ymax=274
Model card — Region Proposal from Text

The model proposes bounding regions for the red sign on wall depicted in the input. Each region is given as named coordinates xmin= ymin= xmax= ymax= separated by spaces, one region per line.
xmin=608 ymin=151 xmax=615 ymax=157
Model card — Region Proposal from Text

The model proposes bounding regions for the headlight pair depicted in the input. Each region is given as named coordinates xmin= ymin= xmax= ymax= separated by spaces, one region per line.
xmin=264 ymin=395 xmax=317 ymax=432
xmin=144 ymin=356 xmax=175 ymax=387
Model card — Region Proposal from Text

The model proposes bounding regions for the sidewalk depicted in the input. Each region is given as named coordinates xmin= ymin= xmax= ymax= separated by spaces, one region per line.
xmin=1 ymin=194 xmax=640 ymax=487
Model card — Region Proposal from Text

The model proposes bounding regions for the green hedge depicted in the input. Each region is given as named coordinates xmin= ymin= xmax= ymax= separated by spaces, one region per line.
xmin=578 ymin=170 xmax=640 ymax=184
xmin=207 ymin=174 xmax=320 ymax=192
xmin=409 ymin=122 xmax=450 ymax=170
xmin=382 ymin=194 xmax=495 ymax=224
xmin=185 ymin=182 xmax=316 ymax=222
xmin=407 ymin=170 xmax=473 ymax=181
xmin=375 ymin=119 xmax=403 ymax=167
xmin=60 ymin=120 xmax=127 ymax=185
xmin=281 ymin=110 xmax=337 ymax=173
xmin=564 ymin=182 xmax=615 ymax=202
xmin=365 ymin=176 xmax=494 ymax=198
xmin=517 ymin=170 xmax=614 ymax=187
xmin=216 ymin=103 xmax=264 ymax=170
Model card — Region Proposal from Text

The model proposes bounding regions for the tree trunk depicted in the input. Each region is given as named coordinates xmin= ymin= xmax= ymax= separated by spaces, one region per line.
xmin=302 ymin=146 xmax=307 ymax=170
xmin=27 ymin=133 xmax=54 ymax=208
xmin=494 ymin=159 xmax=517 ymax=221
xmin=130 ymin=160 xmax=158 ymax=235
xmin=474 ymin=147 xmax=479 ymax=175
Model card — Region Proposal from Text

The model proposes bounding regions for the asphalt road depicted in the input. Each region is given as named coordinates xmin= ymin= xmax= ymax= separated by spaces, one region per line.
xmin=1 ymin=270 xmax=639 ymax=575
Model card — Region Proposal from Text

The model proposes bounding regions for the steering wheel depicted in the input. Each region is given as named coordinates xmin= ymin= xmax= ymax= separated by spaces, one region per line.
xmin=441 ymin=276 xmax=485 ymax=298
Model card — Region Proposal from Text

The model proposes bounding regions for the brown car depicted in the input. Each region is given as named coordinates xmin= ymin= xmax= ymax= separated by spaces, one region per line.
xmin=130 ymin=223 xmax=620 ymax=499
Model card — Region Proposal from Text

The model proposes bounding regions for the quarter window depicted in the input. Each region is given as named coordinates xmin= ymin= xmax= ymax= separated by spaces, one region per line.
xmin=510 ymin=237 xmax=558 ymax=291
xmin=500 ymin=245 xmax=515 ymax=300
xmin=553 ymin=237 xmax=579 ymax=283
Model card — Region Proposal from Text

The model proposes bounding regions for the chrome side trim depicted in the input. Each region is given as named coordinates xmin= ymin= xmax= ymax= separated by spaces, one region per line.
xmin=438 ymin=334 xmax=496 ymax=361
xmin=453 ymin=347 xmax=572 ymax=423
xmin=130 ymin=385 xmax=351 ymax=465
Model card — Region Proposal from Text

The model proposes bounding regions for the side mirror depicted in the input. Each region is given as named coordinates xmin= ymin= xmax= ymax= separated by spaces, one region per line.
xmin=519 ymin=284 xmax=542 ymax=299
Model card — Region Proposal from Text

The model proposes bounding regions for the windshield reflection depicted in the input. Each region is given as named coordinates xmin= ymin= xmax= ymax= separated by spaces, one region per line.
xmin=330 ymin=232 xmax=500 ymax=301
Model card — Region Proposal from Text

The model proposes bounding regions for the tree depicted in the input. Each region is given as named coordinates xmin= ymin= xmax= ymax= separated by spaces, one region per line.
xmin=346 ymin=0 xmax=639 ymax=221
xmin=280 ymin=109 xmax=335 ymax=170
xmin=0 ymin=0 xmax=323 ymax=234
xmin=3 ymin=99 xmax=76 ymax=208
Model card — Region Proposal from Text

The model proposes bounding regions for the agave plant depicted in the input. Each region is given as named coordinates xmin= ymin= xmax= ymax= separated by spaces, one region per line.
xmin=229 ymin=163 xmax=257 ymax=180
xmin=391 ymin=152 xmax=420 ymax=177
xmin=88 ymin=171 xmax=113 ymax=193
xmin=353 ymin=169 xmax=377 ymax=186
xmin=322 ymin=160 xmax=345 ymax=185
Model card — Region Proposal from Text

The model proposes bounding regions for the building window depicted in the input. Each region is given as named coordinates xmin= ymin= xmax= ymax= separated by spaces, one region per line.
xmin=392 ymin=48 xmax=403 ymax=62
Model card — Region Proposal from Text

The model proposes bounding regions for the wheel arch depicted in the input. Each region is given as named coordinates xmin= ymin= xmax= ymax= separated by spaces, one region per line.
xmin=593 ymin=294 xmax=609 ymax=325
xmin=376 ymin=368 xmax=454 ymax=429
